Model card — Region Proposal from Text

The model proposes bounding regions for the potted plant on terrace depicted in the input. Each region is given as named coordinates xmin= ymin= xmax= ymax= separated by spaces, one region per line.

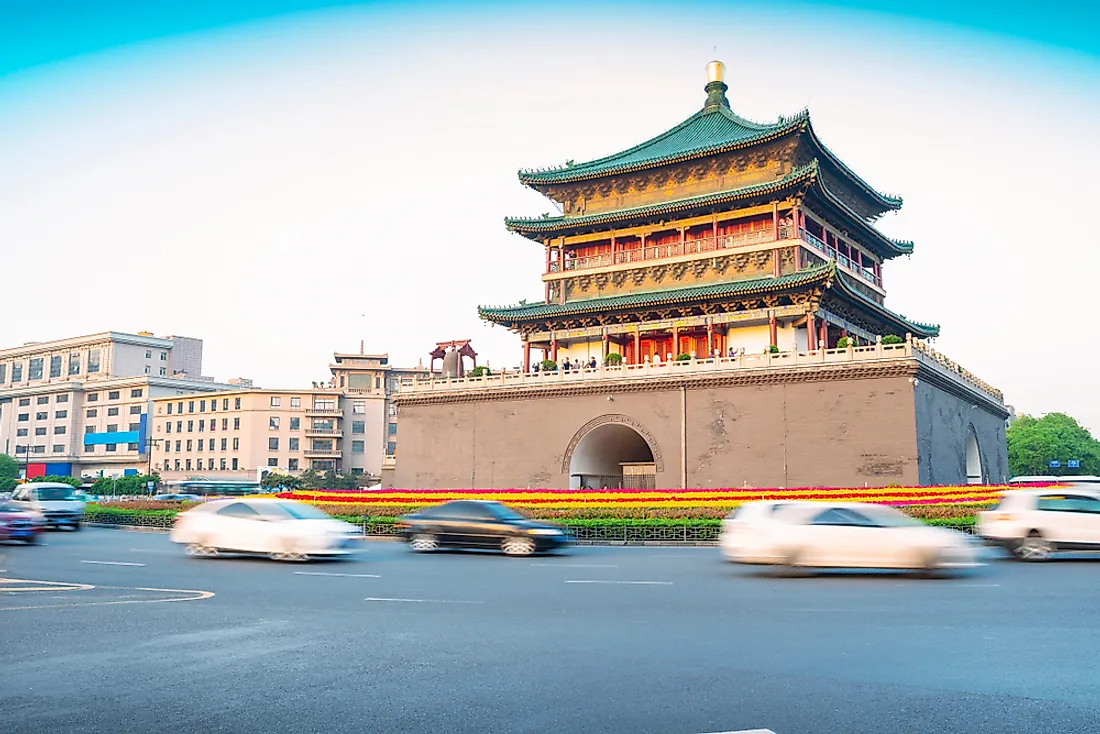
xmin=605 ymin=353 xmax=623 ymax=366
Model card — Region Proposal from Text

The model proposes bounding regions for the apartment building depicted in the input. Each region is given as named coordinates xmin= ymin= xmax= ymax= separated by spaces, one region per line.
xmin=0 ymin=331 xmax=244 ymax=478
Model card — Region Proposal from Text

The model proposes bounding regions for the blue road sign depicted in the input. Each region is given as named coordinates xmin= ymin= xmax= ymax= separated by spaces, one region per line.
xmin=1049 ymin=460 xmax=1061 ymax=468
xmin=1068 ymin=460 xmax=1080 ymax=468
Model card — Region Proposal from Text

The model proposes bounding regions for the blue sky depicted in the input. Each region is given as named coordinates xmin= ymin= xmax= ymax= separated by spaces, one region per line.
xmin=2 ymin=0 xmax=1098 ymax=77
xmin=1 ymin=1 xmax=1098 ymax=432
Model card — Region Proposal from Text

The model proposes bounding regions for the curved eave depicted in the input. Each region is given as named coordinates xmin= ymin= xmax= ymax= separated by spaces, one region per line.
xmin=478 ymin=265 xmax=834 ymax=329
xmin=516 ymin=109 xmax=809 ymax=188
xmin=804 ymin=175 xmax=913 ymax=260
xmin=506 ymin=161 xmax=821 ymax=240
xmin=803 ymin=122 xmax=903 ymax=214
xmin=830 ymin=273 xmax=939 ymax=338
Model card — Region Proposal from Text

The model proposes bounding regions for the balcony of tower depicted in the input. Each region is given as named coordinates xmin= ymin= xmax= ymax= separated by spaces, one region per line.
xmin=542 ymin=212 xmax=886 ymax=300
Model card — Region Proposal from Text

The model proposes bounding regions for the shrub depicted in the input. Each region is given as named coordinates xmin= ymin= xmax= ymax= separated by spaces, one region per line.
xmin=675 ymin=353 xmax=692 ymax=361
xmin=881 ymin=334 xmax=904 ymax=345
xmin=605 ymin=353 xmax=623 ymax=366
xmin=768 ymin=344 xmax=780 ymax=354
xmin=30 ymin=475 xmax=82 ymax=488
xmin=470 ymin=366 xmax=491 ymax=377
xmin=836 ymin=336 xmax=852 ymax=349
xmin=539 ymin=359 xmax=558 ymax=371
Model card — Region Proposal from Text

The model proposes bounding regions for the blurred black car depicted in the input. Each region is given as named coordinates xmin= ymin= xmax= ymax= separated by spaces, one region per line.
xmin=397 ymin=500 xmax=571 ymax=556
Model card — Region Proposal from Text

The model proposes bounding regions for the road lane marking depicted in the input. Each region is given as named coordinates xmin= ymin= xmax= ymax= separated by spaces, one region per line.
xmin=295 ymin=571 xmax=381 ymax=578
xmin=957 ymin=583 xmax=1001 ymax=587
xmin=698 ymin=729 xmax=777 ymax=734
xmin=81 ymin=560 xmax=146 ymax=567
xmin=530 ymin=567 xmax=624 ymax=572
xmin=0 ymin=578 xmax=95 ymax=593
xmin=564 ymin=580 xmax=673 ymax=585
xmin=0 ymin=584 xmax=213 ymax=611
xmin=364 ymin=597 xmax=483 ymax=604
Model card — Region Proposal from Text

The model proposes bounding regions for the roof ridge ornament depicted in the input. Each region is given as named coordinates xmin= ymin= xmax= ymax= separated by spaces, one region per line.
xmin=704 ymin=60 xmax=730 ymax=111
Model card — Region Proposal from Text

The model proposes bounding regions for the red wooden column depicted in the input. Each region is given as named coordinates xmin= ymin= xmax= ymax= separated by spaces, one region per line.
xmin=523 ymin=342 xmax=531 ymax=372
xmin=611 ymin=234 xmax=617 ymax=264
xmin=671 ymin=324 xmax=679 ymax=357
xmin=819 ymin=319 xmax=828 ymax=350
xmin=772 ymin=202 xmax=779 ymax=237
xmin=550 ymin=338 xmax=558 ymax=362
xmin=544 ymin=246 xmax=552 ymax=302
xmin=769 ymin=313 xmax=778 ymax=348
xmin=634 ymin=330 xmax=641 ymax=364
xmin=805 ymin=312 xmax=816 ymax=350
xmin=602 ymin=332 xmax=609 ymax=363
xmin=706 ymin=322 xmax=714 ymax=357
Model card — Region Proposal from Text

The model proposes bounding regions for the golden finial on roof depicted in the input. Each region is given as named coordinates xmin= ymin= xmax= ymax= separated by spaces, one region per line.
xmin=706 ymin=60 xmax=725 ymax=83
xmin=703 ymin=60 xmax=730 ymax=110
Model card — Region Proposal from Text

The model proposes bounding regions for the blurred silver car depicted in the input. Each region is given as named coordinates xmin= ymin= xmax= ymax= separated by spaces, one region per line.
xmin=977 ymin=487 xmax=1100 ymax=561
xmin=722 ymin=501 xmax=979 ymax=574
xmin=169 ymin=498 xmax=361 ymax=561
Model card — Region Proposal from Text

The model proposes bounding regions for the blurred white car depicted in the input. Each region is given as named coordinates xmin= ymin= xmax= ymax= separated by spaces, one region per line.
xmin=722 ymin=501 xmax=979 ymax=573
xmin=169 ymin=498 xmax=361 ymax=561
xmin=719 ymin=500 xmax=806 ymax=562
xmin=977 ymin=487 xmax=1100 ymax=561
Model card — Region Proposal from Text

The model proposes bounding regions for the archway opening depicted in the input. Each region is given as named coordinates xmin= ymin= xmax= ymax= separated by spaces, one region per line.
xmin=569 ymin=423 xmax=655 ymax=490
xmin=965 ymin=431 xmax=983 ymax=485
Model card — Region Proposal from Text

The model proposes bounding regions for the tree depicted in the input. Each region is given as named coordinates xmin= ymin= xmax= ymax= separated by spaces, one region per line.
xmin=261 ymin=472 xmax=301 ymax=491
xmin=299 ymin=469 xmax=323 ymax=490
xmin=1007 ymin=412 xmax=1100 ymax=477
xmin=29 ymin=475 xmax=82 ymax=488
xmin=0 ymin=453 xmax=18 ymax=492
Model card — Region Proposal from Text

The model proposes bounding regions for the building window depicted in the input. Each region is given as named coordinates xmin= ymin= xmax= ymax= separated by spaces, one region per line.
xmin=187 ymin=421 xmax=194 ymax=432
xmin=188 ymin=401 xmax=195 ymax=413
xmin=144 ymin=366 xmax=151 ymax=375
xmin=107 ymin=424 xmax=118 ymax=432
xmin=198 ymin=439 xmax=205 ymax=451
xmin=388 ymin=423 xmax=397 ymax=435
xmin=352 ymin=440 xmax=365 ymax=454
xmin=16 ymin=428 xmax=28 ymax=437
xmin=54 ymin=426 xmax=66 ymax=435
xmin=185 ymin=459 xmax=192 ymax=471
xmin=108 ymin=407 xmax=119 ymax=417
xmin=175 ymin=440 xmax=181 ymax=452
xmin=313 ymin=398 xmax=336 ymax=410
xmin=199 ymin=400 xmax=206 ymax=412
xmin=145 ymin=350 xmax=152 ymax=359
xmin=291 ymin=397 xmax=301 ymax=408
xmin=32 ymin=446 xmax=46 ymax=455
xmin=234 ymin=397 xmax=241 ymax=410
xmin=160 ymin=352 xmax=167 ymax=361
xmin=220 ymin=438 xmax=227 ymax=451
xmin=12 ymin=363 xmax=23 ymax=382
xmin=232 ymin=438 xmax=240 ymax=450
xmin=165 ymin=442 xmax=171 ymax=453
xmin=269 ymin=437 xmax=279 ymax=450
xmin=352 ymin=401 xmax=366 ymax=414
xmin=186 ymin=440 xmax=193 ymax=451
xmin=36 ymin=396 xmax=49 ymax=405
xmin=210 ymin=400 xmax=217 ymax=412
xmin=167 ymin=403 xmax=174 ymax=415
xmin=159 ymin=367 xmax=167 ymax=376
xmin=131 ymin=388 xmax=143 ymax=398
xmin=14 ymin=446 xmax=26 ymax=454
xmin=0 ymin=364 xmax=6 ymax=384
xmin=231 ymin=458 xmax=238 ymax=470
xmin=56 ymin=410 xmax=68 ymax=419
xmin=87 ymin=393 xmax=99 ymax=403
xmin=129 ymin=422 xmax=140 ymax=431
xmin=53 ymin=445 xmax=64 ymax=453
xmin=270 ymin=396 xmax=281 ymax=407
xmin=176 ymin=421 xmax=183 ymax=432
xmin=166 ymin=423 xmax=172 ymax=434
xmin=36 ymin=411 xmax=47 ymax=420
xmin=289 ymin=438 xmax=299 ymax=451
xmin=28 ymin=358 xmax=44 ymax=380
xmin=68 ymin=354 xmax=80 ymax=375
xmin=87 ymin=350 xmax=101 ymax=373
xmin=288 ymin=458 xmax=299 ymax=471
xmin=85 ymin=426 xmax=96 ymax=434
xmin=289 ymin=417 xmax=300 ymax=430
xmin=35 ymin=427 xmax=47 ymax=436
xmin=223 ymin=398 xmax=229 ymax=411
xmin=130 ymin=406 xmax=141 ymax=415
xmin=267 ymin=458 xmax=279 ymax=467
xmin=222 ymin=418 xmax=228 ymax=430
xmin=49 ymin=356 xmax=62 ymax=378
xmin=233 ymin=417 xmax=240 ymax=430
xmin=106 ymin=444 xmax=117 ymax=452
xmin=219 ymin=458 xmax=227 ymax=470
xmin=177 ymin=402 xmax=183 ymax=413
xmin=174 ymin=459 xmax=181 ymax=470
xmin=386 ymin=442 xmax=396 ymax=456
xmin=209 ymin=420 xmax=216 ymax=432
xmin=56 ymin=394 xmax=68 ymax=403
xmin=269 ymin=416 xmax=280 ymax=430
xmin=352 ymin=421 xmax=365 ymax=434
xmin=198 ymin=419 xmax=205 ymax=432
xmin=17 ymin=413 xmax=28 ymax=422
xmin=128 ymin=443 xmax=139 ymax=451
xmin=196 ymin=458 xmax=204 ymax=470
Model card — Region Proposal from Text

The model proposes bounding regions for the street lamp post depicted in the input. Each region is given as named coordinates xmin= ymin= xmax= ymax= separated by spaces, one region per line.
xmin=144 ymin=435 xmax=163 ymax=496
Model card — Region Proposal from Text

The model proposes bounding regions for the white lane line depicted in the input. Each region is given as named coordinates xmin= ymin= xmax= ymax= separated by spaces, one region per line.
xmin=364 ymin=597 xmax=483 ymax=604
xmin=530 ymin=567 xmax=624 ymax=572
xmin=957 ymin=583 xmax=1001 ymax=588
xmin=0 ymin=587 xmax=214 ymax=612
xmin=564 ymin=580 xmax=673 ymax=586
xmin=294 ymin=571 xmax=381 ymax=578
xmin=80 ymin=560 xmax=146 ymax=567
xmin=698 ymin=729 xmax=777 ymax=734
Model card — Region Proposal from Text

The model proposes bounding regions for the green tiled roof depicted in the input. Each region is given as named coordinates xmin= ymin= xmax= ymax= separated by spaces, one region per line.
xmin=507 ymin=160 xmax=912 ymax=260
xmin=831 ymin=273 xmax=939 ymax=338
xmin=478 ymin=266 xmax=833 ymax=323
xmin=518 ymin=106 xmax=806 ymax=186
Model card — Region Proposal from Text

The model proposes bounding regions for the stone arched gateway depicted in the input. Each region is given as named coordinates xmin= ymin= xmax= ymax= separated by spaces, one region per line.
xmin=562 ymin=414 xmax=664 ymax=490
xmin=965 ymin=427 xmax=984 ymax=485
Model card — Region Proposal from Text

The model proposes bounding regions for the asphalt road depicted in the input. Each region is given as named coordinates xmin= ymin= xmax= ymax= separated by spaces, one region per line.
xmin=2 ymin=529 xmax=1099 ymax=734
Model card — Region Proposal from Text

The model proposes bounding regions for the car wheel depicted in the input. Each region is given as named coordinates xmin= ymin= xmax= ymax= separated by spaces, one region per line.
xmin=1013 ymin=532 xmax=1052 ymax=562
xmin=269 ymin=543 xmax=309 ymax=562
xmin=185 ymin=541 xmax=218 ymax=558
xmin=409 ymin=533 xmax=439 ymax=552
xmin=501 ymin=535 xmax=536 ymax=556
xmin=915 ymin=550 xmax=945 ymax=579
xmin=71 ymin=522 xmax=82 ymax=532
xmin=24 ymin=534 xmax=39 ymax=545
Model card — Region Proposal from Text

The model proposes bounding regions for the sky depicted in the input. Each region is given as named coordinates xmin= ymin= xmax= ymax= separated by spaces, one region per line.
xmin=1 ymin=1 xmax=1098 ymax=432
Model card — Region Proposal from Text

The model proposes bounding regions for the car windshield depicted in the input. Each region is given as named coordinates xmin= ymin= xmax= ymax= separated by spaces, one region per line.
xmin=274 ymin=502 xmax=334 ymax=520
xmin=488 ymin=503 xmax=527 ymax=521
xmin=36 ymin=487 xmax=77 ymax=501
xmin=859 ymin=507 xmax=922 ymax=528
